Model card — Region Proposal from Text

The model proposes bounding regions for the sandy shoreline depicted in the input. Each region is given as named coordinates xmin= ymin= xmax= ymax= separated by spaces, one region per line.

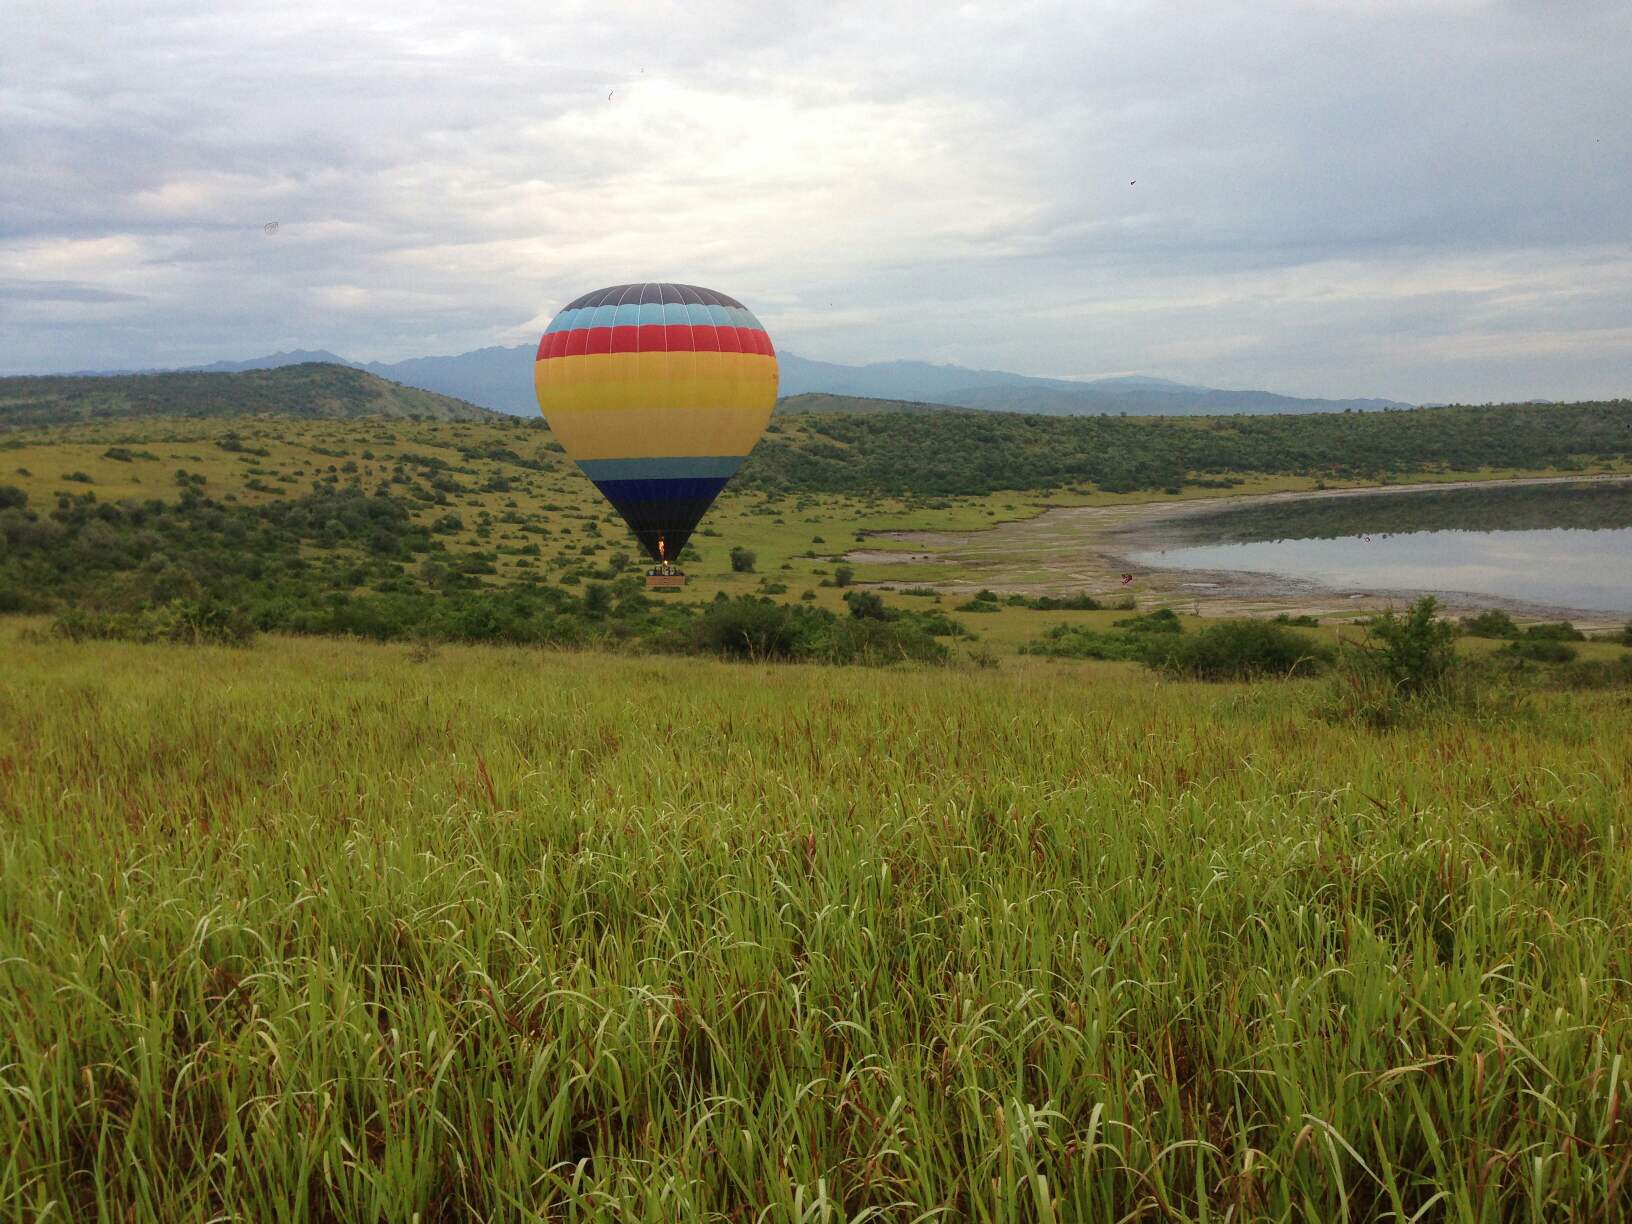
xmin=846 ymin=474 xmax=1632 ymax=629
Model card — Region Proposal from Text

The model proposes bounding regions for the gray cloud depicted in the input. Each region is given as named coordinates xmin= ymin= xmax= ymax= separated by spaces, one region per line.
xmin=2 ymin=0 xmax=1629 ymax=402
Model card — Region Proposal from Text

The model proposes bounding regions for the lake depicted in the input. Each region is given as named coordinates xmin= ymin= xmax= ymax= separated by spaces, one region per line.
xmin=1126 ymin=479 xmax=1632 ymax=614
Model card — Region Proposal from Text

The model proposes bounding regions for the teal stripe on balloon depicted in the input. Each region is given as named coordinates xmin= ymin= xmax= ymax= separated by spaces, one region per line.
xmin=576 ymin=455 xmax=745 ymax=482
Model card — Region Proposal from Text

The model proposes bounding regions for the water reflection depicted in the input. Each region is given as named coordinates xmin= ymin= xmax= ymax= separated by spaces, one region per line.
xmin=1129 ymin=483 xmax=1632 ymax=613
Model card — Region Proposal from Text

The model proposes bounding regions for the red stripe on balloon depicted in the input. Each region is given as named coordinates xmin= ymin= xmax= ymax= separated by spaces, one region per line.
xmin=535 ymin=323 xmax=773 ymax=359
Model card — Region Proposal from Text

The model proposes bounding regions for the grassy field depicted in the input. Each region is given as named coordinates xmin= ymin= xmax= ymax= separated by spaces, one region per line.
xmin=7 ymin=414 xmax=1625 ymax=648
xmin=3 ymin=624 xmax=1630 ymax=1220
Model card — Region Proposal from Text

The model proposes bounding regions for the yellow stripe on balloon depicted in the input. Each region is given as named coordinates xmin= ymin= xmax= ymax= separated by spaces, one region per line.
xmin=541 ymin=353 xmax=777 ymax=415
xmin=540 ymin=400 xmax=774 ymax=461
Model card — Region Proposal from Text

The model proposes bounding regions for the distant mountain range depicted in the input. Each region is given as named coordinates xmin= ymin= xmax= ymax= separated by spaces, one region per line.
xmin=69 ymin=345 xmax=1416 ymax=417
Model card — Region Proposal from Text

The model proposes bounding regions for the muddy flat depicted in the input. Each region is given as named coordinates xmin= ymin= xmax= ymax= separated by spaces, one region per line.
xmin=846 ymin=474 xmax=1632 ymax=628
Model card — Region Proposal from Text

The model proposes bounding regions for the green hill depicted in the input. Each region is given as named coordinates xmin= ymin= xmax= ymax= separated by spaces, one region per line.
xmin=750 ymin=399 xmax=1632 ymax=496
xmin=775 ymin=392 xmax=978 ymax=416
xmin=0 ymin=363 xmax=497 ymax=428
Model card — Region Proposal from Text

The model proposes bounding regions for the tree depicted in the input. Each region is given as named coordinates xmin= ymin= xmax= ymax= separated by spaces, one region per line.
xmin=833 ymin=565 xmax=855 ymax=588
xmin=729 ymin=546 xmax=757 ymax=573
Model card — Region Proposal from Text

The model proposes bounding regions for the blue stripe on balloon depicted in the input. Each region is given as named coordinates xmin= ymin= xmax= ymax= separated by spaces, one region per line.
xmin=578 ymin=456 xmax=743 ymax=482
xmin=591 ymin=474 xmax=731 ymax=506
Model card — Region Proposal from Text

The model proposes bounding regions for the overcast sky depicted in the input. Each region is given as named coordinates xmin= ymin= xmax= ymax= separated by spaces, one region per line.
xmin=3 ymin=0 xmax=1629 ymax=402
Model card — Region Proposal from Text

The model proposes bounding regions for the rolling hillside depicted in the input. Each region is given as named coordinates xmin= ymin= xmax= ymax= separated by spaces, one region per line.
xmin=774 ymin=392 xmax=979 ymax=415
xmin=0 ymin=363 xmax=496 ymax=429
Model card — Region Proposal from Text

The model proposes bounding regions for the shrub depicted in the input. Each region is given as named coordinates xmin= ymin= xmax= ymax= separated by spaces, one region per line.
xmin=832 ymin=565 xmax=855 ymax=588
xmin=729 ymin=546 xmax=757 ymax=573
xmin=816 ymin=616 xmax=948 ymax=665
xmin=1459 ymin=609 xmax=1519 ymax=638
xmin=1026 ymin=593 xmax=1101 ymax=611
xmin=1271 ymin=613 xmax=1320 ymax=627
xmin=1355 ymin=597 xmax=1457 ymax=696
xmin=1324 ymin=597 xmax=1531 ymax=728
xmin=1551 ymin=655 xmax=1632 ymax=688
xmin=967 ymin=643 xmax=999 ymax=669
xmin=843 ymin=590 xmax=887 ymax=620
xmin=53 ymin=600 xmax=257 ymax=647
xmin=1147 ymin=620 xmax=1330 ymax=680
xmin=687 ymin=598 xmax=810 ymax=660
xmin=1501 ymin=639 xmax=1578 ymax=663
xmin=1022 ymin=625 xmax=1149 ymax=661
xmin=1517 ymin=621 xmax=1585 ymax=642
xmin=1114 ymin=608 xmax=1182 ymax=634
xmin=0 ymin=485 xmax=27 ymax=510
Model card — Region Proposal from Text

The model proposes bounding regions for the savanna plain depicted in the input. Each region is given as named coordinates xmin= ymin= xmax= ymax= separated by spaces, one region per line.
xmin=2 ymin=374 xmax=1632 ymax=1220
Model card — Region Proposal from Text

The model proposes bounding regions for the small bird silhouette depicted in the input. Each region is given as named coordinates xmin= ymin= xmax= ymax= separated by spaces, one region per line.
xmin=1129 ymin=180 xmax=1136 ymax=185
xmin=608 ymin=90 xmax=614 ymax=101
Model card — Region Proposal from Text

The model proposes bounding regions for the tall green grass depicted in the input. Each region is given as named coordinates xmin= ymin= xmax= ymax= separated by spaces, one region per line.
xmin=1 ymin=626 xmax=1629 ymax=1220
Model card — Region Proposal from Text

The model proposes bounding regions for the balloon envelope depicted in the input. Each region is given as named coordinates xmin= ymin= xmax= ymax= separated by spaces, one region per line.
xmin=534 ymin=283 xmax=778 ymax=563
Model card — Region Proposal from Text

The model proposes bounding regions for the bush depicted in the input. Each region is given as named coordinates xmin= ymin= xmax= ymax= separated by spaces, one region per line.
xmin=1517 ymin=621 xmax=1585 ymax=642
xmin=729 ymin=546 xmax=757 ymax=573
xmin=686 ymin=598 xmax=812 ymax=661
xmin=53 ymin=600 xmax=257 ymax=647
xmin=0 ymin=486 xmax=26 ymax=510
xmin=1551 ymin=655 xmax=1632 ymax=689
xmin=843 ymin=590 xmax=887 ymax=620
xmin=1355 ymin=597 xmax=1456 ymax=696
xmin=833 ymin=566 xmax=855 ymax=588
xmin=1325 ymin=597 xmax=1531 ymax=728
xmin=678 ymin=596 xmax=947 ymax=665
xmin=1501 ymin=639 xmax=1578 ymax=663
xmin=1147 ymin=620 xmax=1330 ymax=680
xmin=1023 ymin=626 xmax=1149 ymax=661
xmin=1459 ymin=609 xmax=1518 ymax=638
xmin=1114 ymin=608 xmax=1182 ymax=634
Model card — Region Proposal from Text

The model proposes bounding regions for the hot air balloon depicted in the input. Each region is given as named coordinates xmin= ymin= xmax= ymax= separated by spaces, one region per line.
xmin=533 ymin=283 xmax=778 ymax=589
